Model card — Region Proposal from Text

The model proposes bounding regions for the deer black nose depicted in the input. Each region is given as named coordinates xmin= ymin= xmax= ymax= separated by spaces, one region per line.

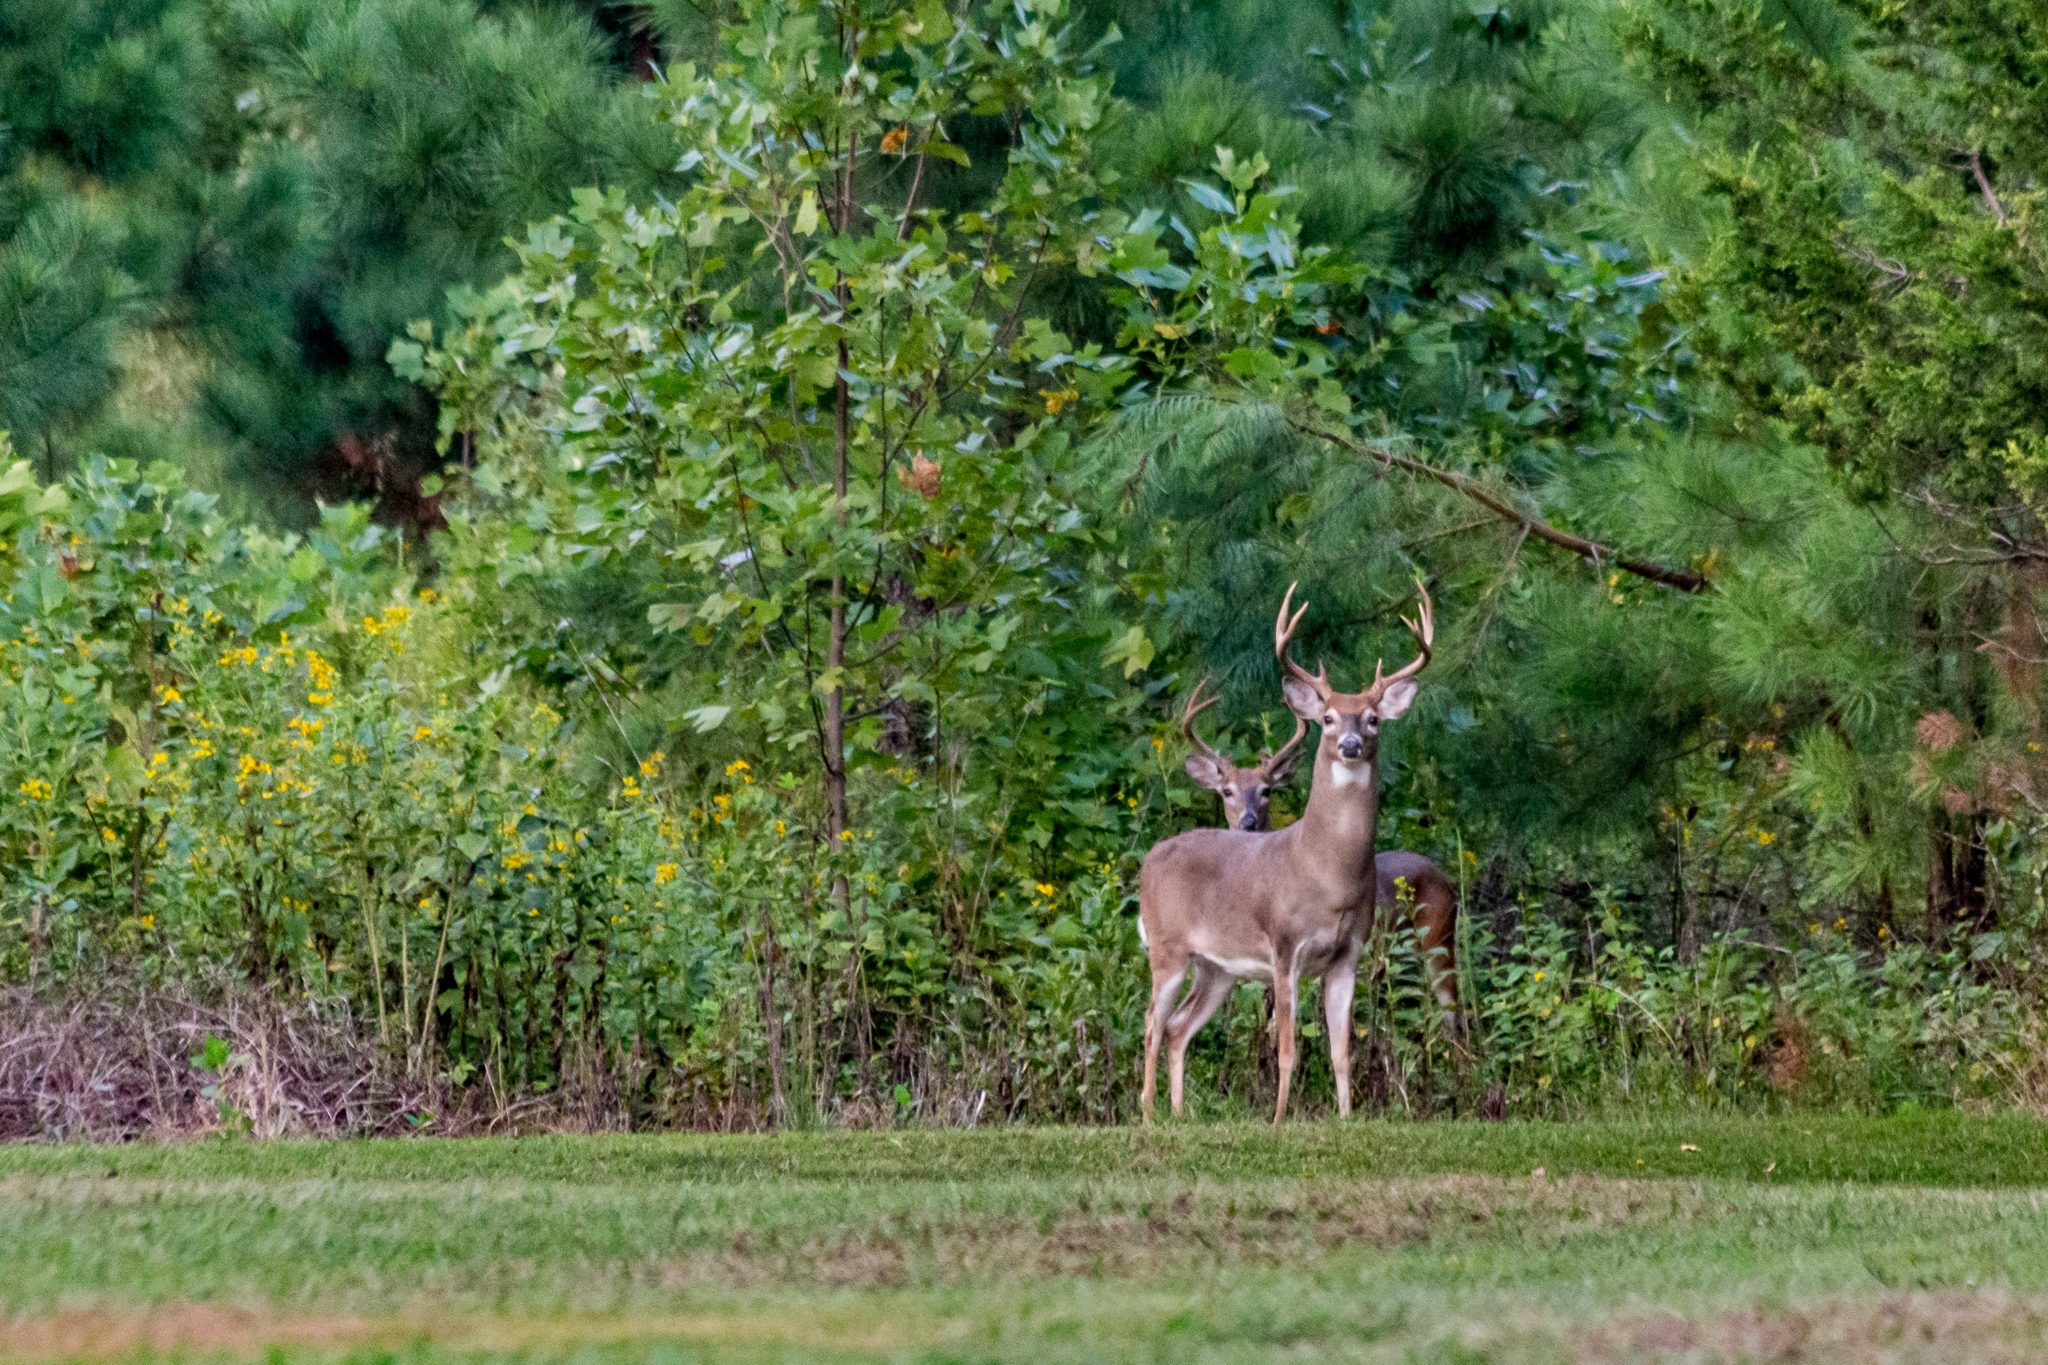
xmin=1337 ymin=734 xmax=1364 ymax=760
xmin=1238 ymin=812 xmax=1260 ymax=830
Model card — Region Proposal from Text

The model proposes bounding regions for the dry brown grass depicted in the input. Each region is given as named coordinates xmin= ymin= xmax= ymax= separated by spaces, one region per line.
xmin=0 ymin=1304 xmax=957 ymax=1362
xmin=1580 ymin=1290 xmax=2048 ymax=1363
xmin=0 ymin=985 xmax=433 ymax=1141
xmin=640 ymin=1172 xmax=1708 ymax=1290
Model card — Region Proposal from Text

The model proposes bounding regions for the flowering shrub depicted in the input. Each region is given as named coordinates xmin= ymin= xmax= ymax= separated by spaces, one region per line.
xmin=0 ymin=457 xmax=1162 ymax=1123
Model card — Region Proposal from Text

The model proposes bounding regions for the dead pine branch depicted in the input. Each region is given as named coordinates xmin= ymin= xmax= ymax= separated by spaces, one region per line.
xmin=1287 ymin=416 xmax=1710 ymax=593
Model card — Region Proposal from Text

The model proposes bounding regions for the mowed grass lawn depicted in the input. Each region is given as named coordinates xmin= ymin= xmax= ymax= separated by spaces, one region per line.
xmin=6 ymin=1114 xmax=2048 ymax=1363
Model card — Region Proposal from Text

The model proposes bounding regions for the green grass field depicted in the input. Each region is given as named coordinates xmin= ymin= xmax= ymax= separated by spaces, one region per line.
xmin=6 ymin=1114 xmax=2048 ymax=1362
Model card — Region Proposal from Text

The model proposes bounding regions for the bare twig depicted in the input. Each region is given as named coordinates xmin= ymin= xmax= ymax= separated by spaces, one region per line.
xmin=1969 ymin=151 xmax=2010 ymax=227
xmin=1288 ymin=416 xmax=1710 ymax=593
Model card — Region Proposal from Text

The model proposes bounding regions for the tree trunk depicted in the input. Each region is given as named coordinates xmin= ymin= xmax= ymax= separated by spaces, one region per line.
xmin=1926 ymin=809 xmax=1991 ymax=937
xmin=825 ymin=332 xmax=849 ymax=850
xmin=756 ymin=905 xmax=789 ymax=1127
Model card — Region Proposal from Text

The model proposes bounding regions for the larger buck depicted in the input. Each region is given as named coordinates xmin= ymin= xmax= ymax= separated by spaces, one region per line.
xmin=1140 ymin=580 xmax=1435 ymax=1122
xmin=1179 ymin=677 xmax=1461 ymax=1018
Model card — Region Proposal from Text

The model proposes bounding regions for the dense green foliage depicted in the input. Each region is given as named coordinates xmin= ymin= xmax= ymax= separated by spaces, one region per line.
xmin=7 ymin=0 xmax=2048 ymax=1131
xmin=6 ymin=1118 xmax=2048 ymax=1361
xmin=0 ymin=0 xmax=666 ymax=506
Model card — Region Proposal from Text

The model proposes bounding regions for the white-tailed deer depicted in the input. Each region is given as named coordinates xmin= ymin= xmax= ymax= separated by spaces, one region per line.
xmin=1179 ymin=675 xmax=1309 ymax=832
xmin=1178 ymin=679 xmax=1460 ymax=1015
xmin=1140 ymin=580 xmax=1434 ymax=1122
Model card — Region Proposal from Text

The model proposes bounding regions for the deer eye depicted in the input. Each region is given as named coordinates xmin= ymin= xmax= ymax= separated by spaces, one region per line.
xmin=1222 ymin=785 xmax=1236 ymax=797
xmin=1323 ymin=712 xmax=1336 ymax=726
xmin=1256 ymin=785 xmax=1269 ymax=798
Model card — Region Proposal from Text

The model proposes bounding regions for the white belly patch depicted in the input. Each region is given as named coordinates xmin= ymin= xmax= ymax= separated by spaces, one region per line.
xmin=1196 ymin=955 xmax=1273 ymax=982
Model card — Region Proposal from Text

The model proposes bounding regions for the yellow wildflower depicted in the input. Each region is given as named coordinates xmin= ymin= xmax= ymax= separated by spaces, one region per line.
xmin=655 ymin=863 xmax=678 ymax=885
xmin=157 ymin=685 xmax=182 ymax=705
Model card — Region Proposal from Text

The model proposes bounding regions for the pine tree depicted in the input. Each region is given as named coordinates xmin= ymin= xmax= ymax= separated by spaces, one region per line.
xmin=0 ymin=1 xmax=219 ymax=465
xmin=1 ymin=0 xmax=669 ymax=514
xmin=1077 ymin=1 xmax=1705 ymax=853
xmin=1608 ymin=0 xmax=2048 ymax=929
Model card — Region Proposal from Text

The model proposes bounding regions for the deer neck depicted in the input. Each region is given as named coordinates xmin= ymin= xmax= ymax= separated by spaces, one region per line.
xmin=1296 ymin=746 xmax=1380 ymax=881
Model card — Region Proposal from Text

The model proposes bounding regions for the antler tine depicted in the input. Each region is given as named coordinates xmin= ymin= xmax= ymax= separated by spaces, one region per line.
xmin=1371 ymin=576 xmax=1435 ymax=694
xmin=1262 ymin=711 xmax=1310 ymax=774
xmin=1179 ymin=674 xmax=1226 ymax=761
xmin=1273 ymin=581 xmax=1330 ymax=700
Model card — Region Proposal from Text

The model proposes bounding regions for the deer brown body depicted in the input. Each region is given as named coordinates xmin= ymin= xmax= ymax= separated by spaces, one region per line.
xmin=1178 ymin=685 xmax=1460 ymax=1019
xmin=1139 ymin=581 xmax=1434 ymax=1123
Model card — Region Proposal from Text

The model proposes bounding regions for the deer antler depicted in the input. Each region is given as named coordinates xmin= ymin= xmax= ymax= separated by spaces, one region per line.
xmin=1261 ymin=712 xmax=1310 ymax=777
xmin=1179 ymin=674 xmax=1226 ymax=764
xmin=1369 ymin=577 xmax=1435 ymax=697
xmin=1274 ymin=581 xmax=1330 ymax=701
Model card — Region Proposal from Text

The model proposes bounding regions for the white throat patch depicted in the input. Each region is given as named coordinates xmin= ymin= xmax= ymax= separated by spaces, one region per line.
xmin=1328 ymin=759 xmax=1373 ymax=790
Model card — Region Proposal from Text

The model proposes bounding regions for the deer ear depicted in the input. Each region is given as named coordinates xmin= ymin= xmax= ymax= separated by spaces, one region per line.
xmin=1280 ymin=676 xmax=1322 ymax=721
xmin=1376 ymin=678 xmax=1420 ymax=721
xmin=1184 ymin=753 xmax=1228 ymax=791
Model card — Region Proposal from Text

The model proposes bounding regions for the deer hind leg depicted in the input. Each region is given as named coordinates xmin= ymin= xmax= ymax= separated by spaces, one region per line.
xmin=1322 ymin=949 xmax=1359 ymax=1119
xmin=1270 ymin=948 xmax=1300 ymax=1124
xmin=1165 ymin=963 xmax=1234 ymax=1118
xmin=1415 ymin=890 xmax=1461 ymax=1023
xmin=1140 ymin=959 xmax=1188 ymax=1125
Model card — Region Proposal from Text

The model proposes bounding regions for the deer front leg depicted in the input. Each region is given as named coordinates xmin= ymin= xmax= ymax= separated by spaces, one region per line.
xmin=1322 ymin=949 xmax=1359 ymax=1119
xmin=1140 ymin=962 xmax=1187 ymax=1125
xmin=1165 ymin=963 xmax=1233 ymax=1118
xmin=1270 ymin=952 xmax=1299 ymax=1124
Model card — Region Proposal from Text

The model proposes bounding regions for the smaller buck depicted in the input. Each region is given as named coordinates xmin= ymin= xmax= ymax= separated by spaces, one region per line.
xmin=1178 ymin=678 xmax=1460 ymax=1017
xmin=1179 ymin=675 xmax=1308 ymax=832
